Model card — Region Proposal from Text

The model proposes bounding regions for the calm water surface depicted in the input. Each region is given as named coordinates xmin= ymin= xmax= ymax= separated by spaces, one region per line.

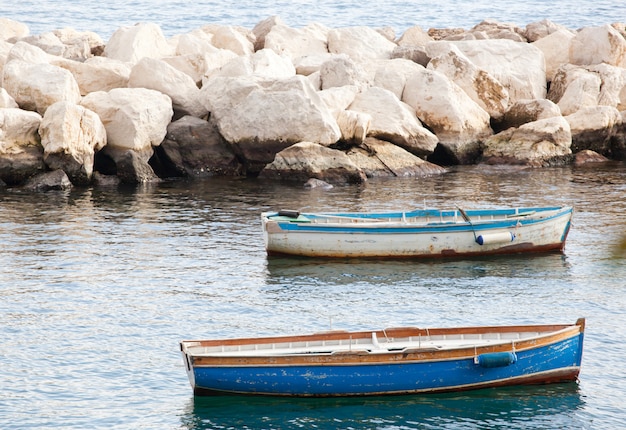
xmin=1 ymin=164 xmax=626 ymax=429
xmin=2 ymin=0 xmax=624 ymax=39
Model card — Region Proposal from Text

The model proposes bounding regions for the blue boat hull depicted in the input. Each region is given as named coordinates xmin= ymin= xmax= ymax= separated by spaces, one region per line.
xmin=189 ymin=333 xmax=583 ymax=397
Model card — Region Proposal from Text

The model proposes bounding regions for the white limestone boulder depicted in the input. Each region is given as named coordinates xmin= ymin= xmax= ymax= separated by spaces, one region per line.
xmin=200 ymin=75 xmax=341 ymax=173
xmin=0 ymin=40 xmax=12 ymax=71
xmin=467 ymin=20 xmax=526 ymax=42
xmin=346 ymin=138 xmax=447 ymax=178
xmin=258 ymin=141 xmax=366 ymax=185
xmin=53 ymin=56 xmax=131 ymax=95
xmin=426 ymin=39 xmax=547 ymax=103
xmin=53 ymin=28 xmax=105 ymax=59
xmin=348 ymin=86 xmax=438 ymax=158
xmin=548 ymin=64 xmax=602 ymax=115
xmin=497 ymin=99 xmax=562 ymax=131
xmin=531 ymin=28 xmax=575 ymax=82
xmin=0 ymin=88 xmax=18 ymax=108
xmin=80 ymin=88 xmax=173 ymax=161
xmin=427 ymin=44 xmax=509 ymax=120
xmin=263 ymin=23 xmax=329 ymax=61
xmin=524 ymin=19 xmax=572 ymax=43
xmin=335 ymin=110 xmax=371 ymax=145
xmin=129 ymin=57 xmax=207 ymax=118
xmin=570 ymin=25 xmax=626 ymax=68
xmin=293 ymin=53 xmax=338 ymax=76
xmin=199 ymin=24 xmax=254 ymax=56
xmin=251 ymin=15 xmax=286 ymax=51
xmin=565 ymin=105 xmax=622 ymax=155
xmin=0 ymin=108 xmax=45 ymax=184
xmin=327 ymin=26 xmax=397 ymax=61
xmin=0 ymin=18 xmax=29 ymax=41
xmin=172 ymin=32 xmax=238 ymax=82
xmin=586 ymin=63 xmax=626 ymax=111
xmin=373 ymin=58 xmax=425 ymax=100
xmin=104 ymin=23 xmax=174 ymax=63
xmin=2 ymin=60 xmax=81 ymax=115
xmin=319 ymin=54 xmax=371 ymax=91
xmin=317 ymin=85 xmax=359 ymax=115
xmin=402 ymin=67 xmax=492 ymax=163
xmin=5 ymin=40 xmax=51 ymax=64
xmin=482 ymin=116 xmax=572 ymax=166
xmin=397 ymin=25 xmax=434 ymax=47
xmin=38 ymin=101 xmax=107 ymax=184
xmin=210 ymin=48 xmax=295 ymax=79
xmin=20 ymin=32 xmax=66 ymax=57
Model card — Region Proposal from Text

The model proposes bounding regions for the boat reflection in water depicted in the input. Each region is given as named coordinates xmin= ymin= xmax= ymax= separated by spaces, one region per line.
xmin=181 ymin=384 xmax=585 ymax=430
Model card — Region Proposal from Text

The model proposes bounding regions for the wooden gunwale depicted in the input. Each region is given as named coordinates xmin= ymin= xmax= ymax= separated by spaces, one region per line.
xmin=182 ymin=320 xmax=584 ymax=367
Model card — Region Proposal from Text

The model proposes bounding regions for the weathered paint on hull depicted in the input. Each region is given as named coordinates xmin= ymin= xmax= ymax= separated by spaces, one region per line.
xmin=184 ymin=331 xmax=583 ymax=397
xmin=263 ymin=207 xmax=573 ymax=258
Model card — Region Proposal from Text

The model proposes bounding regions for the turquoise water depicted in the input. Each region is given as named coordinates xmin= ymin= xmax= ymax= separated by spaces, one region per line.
xmin=1 ymin=164 xmax=626 ymax=428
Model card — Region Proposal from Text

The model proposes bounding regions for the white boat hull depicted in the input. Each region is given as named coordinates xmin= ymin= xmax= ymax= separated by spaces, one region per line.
xmin=262 ymin=207 xmax=573 ymax=258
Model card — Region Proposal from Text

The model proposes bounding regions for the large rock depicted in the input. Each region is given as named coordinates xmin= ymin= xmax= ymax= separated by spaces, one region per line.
xmin=104 ymin=23 xmax=174 ymax=63
xmin=0 ymin=108 xmax=45 ymax=184
xmin=482 ymin=116 xmax=572 ymax=166
xmin=348 ymin=87 xmax=438 ymax=158
xmin=396 ymin=25 xmax=434 ymax=47
xmin=23 ymin=169 xmax=72 ymax=192
xmin=496 ymin=99 xmax=562 ymax=132
xmin=346 ymin=138 xmax=447 ymax=177
xmin=327 ymin=27 xmax=396 ymax=61
xmin=569 ymin=25 xmax=626 ymax=68
xmin=0 ymin=88 xmax=18 ymax=108
xmin=335 ymin=110 xmax=371 ymax=146
xmin=318 ymin=85 xmax=359 ymax=115
xmin=80 ymin=88 xmax=173 ymax=162
xmin=565 ymin=106 xmax=622 ymax=155
xmin=319 ymin=54 xmax=371 ymax=91
xmin=199 ymin=24 xmax=254 ymax=56
xmin=200 ymin=75 xmax=341 ymax=173
xmin=467 ymin=20 xmax=526 ymax=42
xmin=38 ymin=101 xmax=107 ymax=185
xmin=53 ymin=56 xmax=131 ymax=95
xmin=427 ymin=44 xmax=509 ymax=120
xmin=402 ymin=67 xmax=492 ymax=164
xmin=209 ymin=48 xmax=295 ymax=79
xmin=19 ymin=32 xmax=67 ymax=57
xmin=425 ymin=39 xmax=547 ymax=103
xmin=251 ymin=15 xmax=286 ymax=51
xmin=531 ymin=28 xmax=575 ymax=82
xmin=129 ymin=57 xmax=207 ymax=119
xmin=2 ymin=60 xmax=81 ymax=115
xmin=157 ymin=115 xmax=242 ymax=177
xmin=115 ymin=149 xmax=160 ymax=184
xmin=258 ymin=141 xmax=366 ymax=184
xmin=0 ymin=18 xmax=29 ymax=41
xmin=263 ymin=23 xmax=329 ymax=60
xmin=373 ymin=58 xmax=425 ymax=100
xmin=5 ymin=40 xmax=51 ymax=64
xmin=172 ymin=30 xmax=238 ymax=83
xmin=548 ymin=64 xmax=602 ymax=115
xmin=524 ymin=19 xmax=571 ymax=43
xmin=53 ymin=28 xmax=106 ymax=59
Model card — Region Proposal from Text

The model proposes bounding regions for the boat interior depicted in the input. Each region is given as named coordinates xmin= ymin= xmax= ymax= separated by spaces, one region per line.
xmin=183 ymin=326 xmax=573 ymax=357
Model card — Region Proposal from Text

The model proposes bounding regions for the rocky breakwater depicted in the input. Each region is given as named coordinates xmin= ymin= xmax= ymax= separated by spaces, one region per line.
xmin=1 ymin=17 xmax=625 ymax=191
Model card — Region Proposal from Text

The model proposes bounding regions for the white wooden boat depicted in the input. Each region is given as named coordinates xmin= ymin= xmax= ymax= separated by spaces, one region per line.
xmin=180 ymin=318 xmax=585 ymax=397
xmin=261 ymin=206 xmax=573 ymax=258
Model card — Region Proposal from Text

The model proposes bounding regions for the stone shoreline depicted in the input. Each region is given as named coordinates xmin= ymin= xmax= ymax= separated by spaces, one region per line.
xmin=0 ymin=16 xmax=625 ymax=191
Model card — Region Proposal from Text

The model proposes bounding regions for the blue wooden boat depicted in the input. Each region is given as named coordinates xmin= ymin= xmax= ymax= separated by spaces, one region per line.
xmin=180 ymin=318 xmax=585 ymax=397
xmin=261 ymin=206 xmax=573 ymax=258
